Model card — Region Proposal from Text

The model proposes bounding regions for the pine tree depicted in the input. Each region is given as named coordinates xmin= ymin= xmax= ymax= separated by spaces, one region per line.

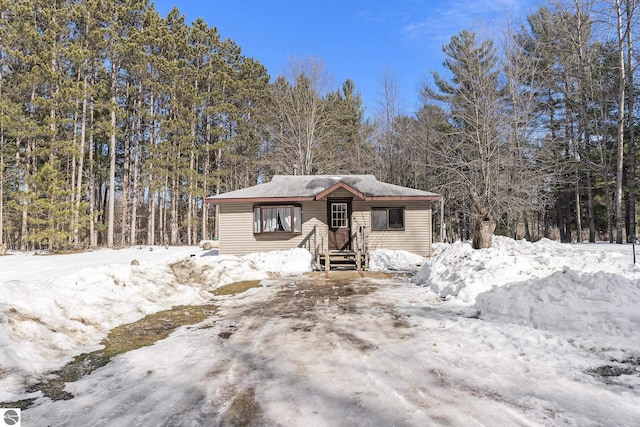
xmin=27 ymin=161 xmax=73 ymax=250
xmin=327 ymin=79 xmax=370 ymax=173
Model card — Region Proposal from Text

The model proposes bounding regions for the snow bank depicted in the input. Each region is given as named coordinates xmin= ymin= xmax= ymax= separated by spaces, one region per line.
xmin=0 ymin=246 xmax=313 ymax=400
xmin=475 ymin=270 xmax=640 ymax=348
xmin=242 ymin=248 xmax=314 ymax=273
xmin=368 ymin=249 xmax=426 ymax=271
xmin=412 ymin=236 xmax=640 ymax=304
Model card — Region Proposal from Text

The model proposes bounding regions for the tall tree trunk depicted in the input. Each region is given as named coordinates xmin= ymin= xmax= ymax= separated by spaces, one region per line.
xmin=147 ymin=92 xmax=156 ymax=246
xmin=130 ymin=97 xmax=142 ymax=245
xmin=615 ymin=0 xmax=626 ymax=244
xmin=148 ymin=189 xmax=156 ymax=246
xmin=587 ymin=168 xmax=596 ymax=242
xmin=573 ymin=0 xmax=590 ymax=244
xmin=21 ymin=85 xmax=37 ymax=250
xmin=187 ymin=157 xmax=193 ymax=246
xmin=120 ymin=89 xmax=133 ymax=246
xmin=575 ymin=173 xmax=582 ymax=242
xmin=201 ymin=113 xmax=211 ymax=241
xmin=215 ymin=145 xmax=222 ymax=239
xmin=626 ymin=2 xmax=636 ymax=241
xmin=89 ymin=101 xmax=97 ymax=248
xmin=160 ymin=174 xmax=168 ymax=245
xmin=470 ymin=190 xmax=496 ymax=249
xmin=159 ymin=187 xmax=164 ymax=245
xmin=187 ymin=111 xmax=196 ymax=245
xmin=70 ymin=110 xmax=78 ymax=245
xmin=606 ymin=181 xmax=614 ymax=243
xmin=20 ymin=147 xmax=28 ymax=251
xmin=107 ymin=63 xmax=117 ymax=248
xmin=74 ymin=76 xmax=88 ymax=246
xmin=523 ymin=211 xmax=531 ymax=241
xmin=170 ymin=175 xmax=178 ymax=245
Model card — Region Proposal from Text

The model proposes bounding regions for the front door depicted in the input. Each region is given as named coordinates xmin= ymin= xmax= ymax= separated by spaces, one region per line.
xmin=328 ymin=199 xmax=351 ymax=250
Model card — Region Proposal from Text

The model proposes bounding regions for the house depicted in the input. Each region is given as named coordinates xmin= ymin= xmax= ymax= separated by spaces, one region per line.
xmin=205 ymin=175 xmax=442 ymax=270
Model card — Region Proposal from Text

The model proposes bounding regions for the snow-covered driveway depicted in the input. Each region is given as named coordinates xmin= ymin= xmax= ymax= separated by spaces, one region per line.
xmin=23 ymin=273 xmax=640 ymax=426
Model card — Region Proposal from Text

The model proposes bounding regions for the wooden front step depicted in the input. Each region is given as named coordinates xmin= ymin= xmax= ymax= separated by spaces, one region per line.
xmin=320 ymin=251 xmax=365 ymax=271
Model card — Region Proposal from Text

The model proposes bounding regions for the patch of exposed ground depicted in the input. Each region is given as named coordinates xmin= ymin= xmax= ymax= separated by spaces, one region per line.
xmin=588 ymin=356 xmax=640 ymax=384
xmin=213 ymin=280 xmax=262 ymax=296
xmin=2 ymin=304 xmax=217 ymax=410
xmin=220 ymin=388 xmax=263 ymax=427
xmin=170 ymin=259 xmax=210 ymax=284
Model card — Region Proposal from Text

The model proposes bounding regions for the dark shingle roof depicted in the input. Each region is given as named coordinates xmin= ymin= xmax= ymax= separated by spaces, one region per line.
xmin=206 ymin=175 xmax=441 ymax=202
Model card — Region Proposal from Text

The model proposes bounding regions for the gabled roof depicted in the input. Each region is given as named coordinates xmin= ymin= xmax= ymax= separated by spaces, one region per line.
xmin=206 ymin=175 xmax=441 ymax=203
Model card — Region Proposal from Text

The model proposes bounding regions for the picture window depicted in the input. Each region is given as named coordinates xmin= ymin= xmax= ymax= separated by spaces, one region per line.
xmin=253 ymin=205 xmax=302 ymax=234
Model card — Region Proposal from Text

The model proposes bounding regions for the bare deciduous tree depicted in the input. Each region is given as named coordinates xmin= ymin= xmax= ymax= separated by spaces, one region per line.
xmin=260 ymin=56 xmax=335 ymax=175
xmin=422 ymin=29 xmax=543 ymax=248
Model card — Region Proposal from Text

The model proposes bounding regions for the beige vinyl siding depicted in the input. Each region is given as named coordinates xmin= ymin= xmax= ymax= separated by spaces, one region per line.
xmin=219 ymin=199 xmax=434 ymax=257
xmin=352 ymin=201 xmax=432 ymax=256
xmin=218 ymin=202 xmax=326 ymax=256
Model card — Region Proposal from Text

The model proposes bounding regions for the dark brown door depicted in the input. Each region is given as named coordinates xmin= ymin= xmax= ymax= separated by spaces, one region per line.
xmin=328 ymin=199 xmax=351 ymax=250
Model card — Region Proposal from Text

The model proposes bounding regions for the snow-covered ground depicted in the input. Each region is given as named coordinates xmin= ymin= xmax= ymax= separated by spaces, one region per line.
xmin=1 ymin=238 xmax=639 ymax=426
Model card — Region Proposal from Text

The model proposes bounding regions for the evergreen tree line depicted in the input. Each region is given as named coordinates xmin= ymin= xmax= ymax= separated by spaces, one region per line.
xmin=0 ymin=0 xmax=273 ymax=250
xmin=0 ymin=0 xmax=637 ymax=250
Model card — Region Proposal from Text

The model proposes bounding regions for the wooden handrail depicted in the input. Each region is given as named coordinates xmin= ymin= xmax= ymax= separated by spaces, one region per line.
xmin=298 ymin=225 xmax=317 ymax=252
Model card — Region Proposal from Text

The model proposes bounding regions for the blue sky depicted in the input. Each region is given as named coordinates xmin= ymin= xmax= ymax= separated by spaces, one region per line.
xmin=153 ymin=0 xmax=541 ymax=118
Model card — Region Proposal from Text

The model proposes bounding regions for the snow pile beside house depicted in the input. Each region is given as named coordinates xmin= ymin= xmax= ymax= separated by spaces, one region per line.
xmin=368 ymin=249 xmax=426 ymax=271
xmin=412 ymin=236 xmax=640 ymax=304
xmin=241 ymin=248 xmax=314 ymax=273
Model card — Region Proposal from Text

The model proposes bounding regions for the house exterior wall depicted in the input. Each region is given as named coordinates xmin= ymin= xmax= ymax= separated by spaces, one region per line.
xmin=352 ymin=200 xmax=432 ymax=257
xmin=218 ymin=199 xmax=433 ymax=257
xmin=218 ymin=201 xmax=327 ymax=256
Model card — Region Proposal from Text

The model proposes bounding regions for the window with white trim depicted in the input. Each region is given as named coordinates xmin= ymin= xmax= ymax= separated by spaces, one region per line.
xmin=253 ymin=205 xmax=302 ymax=234
xmin=371 ymin=207 xmax=404 ymax=230
xmin=331 ymin=203 xmax=348 ymax=228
